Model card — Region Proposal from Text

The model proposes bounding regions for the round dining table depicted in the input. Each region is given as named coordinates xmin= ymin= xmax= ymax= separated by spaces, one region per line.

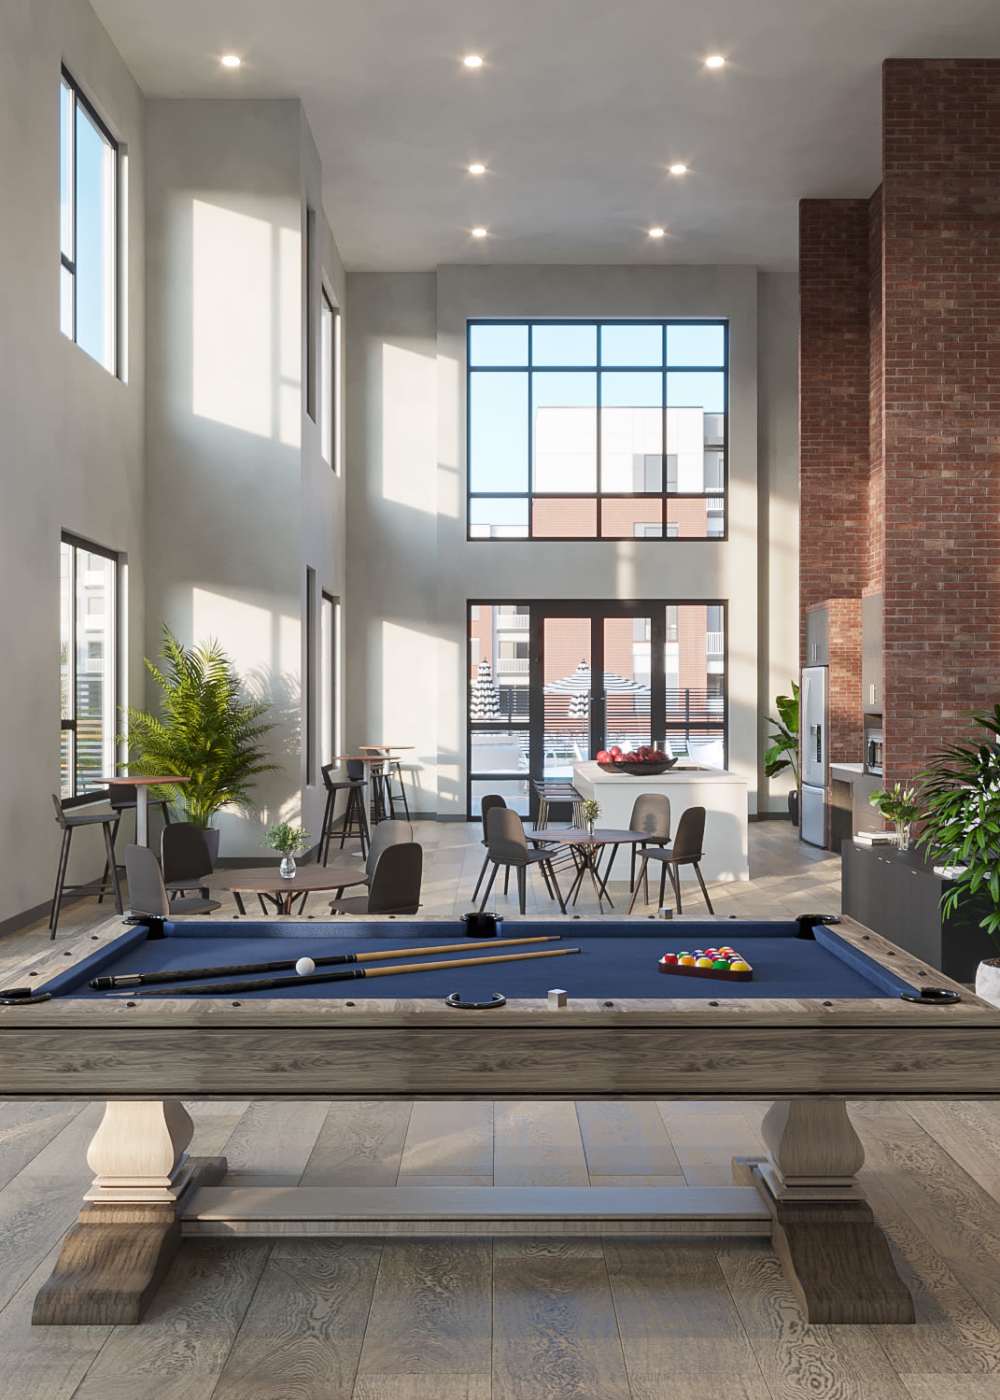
xmin=211 ymin=862 xmax=367 ymax=916
xmin=526 ymin=827 xmax=651 ymax=910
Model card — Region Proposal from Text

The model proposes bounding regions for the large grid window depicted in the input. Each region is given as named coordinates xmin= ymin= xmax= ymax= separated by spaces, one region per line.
xmin=60 ymin=68 xmax=119 ymax=375
xmin=467 ymin=321 xmax=727 ymax=540
xmin=467 ymin=601 xmax=727 ymax=816
xmin=60 ymin=534 xmax=121 ymax=800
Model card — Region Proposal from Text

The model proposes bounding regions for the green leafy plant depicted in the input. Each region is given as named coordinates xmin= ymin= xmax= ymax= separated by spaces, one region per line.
xmin=265 ymin=822 xmax=311 ymax=858
xmin=764 ymin=682 xmax=800 ymax=783
xmin=124 ymin=628 xmax=276 ymax=828
xmin=916 ymin=705 xmax=1000 ymax=952
xmin=869 ymin=783 xmax=922 ymax=826
xmin=581 ymin=798 xmax=601 ymax=827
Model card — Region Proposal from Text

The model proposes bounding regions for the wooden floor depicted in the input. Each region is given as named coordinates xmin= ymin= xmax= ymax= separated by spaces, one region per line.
xmin=4 ymin=822 xmax=1000 ymax=1397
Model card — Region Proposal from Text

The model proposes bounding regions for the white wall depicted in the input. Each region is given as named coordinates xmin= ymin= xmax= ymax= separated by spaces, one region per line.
xmin=345 ymin=264 xmax=801 ymax=818
xmin=0 ymin=0 xmax=145 ymax=924
xmin=145 ymin=99 xmax=345 ymax=855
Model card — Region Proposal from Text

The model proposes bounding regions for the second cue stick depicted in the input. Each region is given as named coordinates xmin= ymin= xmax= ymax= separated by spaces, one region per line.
xmin=138 ymin=945 xmax=582 ymax=996
xmin=91 ymin=934 xmax=561 ymax=990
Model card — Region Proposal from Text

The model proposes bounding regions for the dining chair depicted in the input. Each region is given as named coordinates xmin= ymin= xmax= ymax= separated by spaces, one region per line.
xmin=49 ymin=794 xmax=123 ymax=937
xmin=329 ymin=841 xmax=423 ymax=915
xmin=479 ymin=808 xmax=566 ymax=916
xmin=626 ymin=793 xmax=671 ymax=902
xmin=627 ymin=806 xmax=713 ymax=914
xmin=161 ymin=823 xmax=214 ymax=900
xmin=123 ymin=845 xmax=220 ymax=917
xmin=471 ymin=794 xmax=507 ymax=902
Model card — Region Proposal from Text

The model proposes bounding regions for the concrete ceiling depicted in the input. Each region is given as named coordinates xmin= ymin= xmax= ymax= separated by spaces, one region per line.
xmin=91 ymin=0 xmax=1000 ymax=271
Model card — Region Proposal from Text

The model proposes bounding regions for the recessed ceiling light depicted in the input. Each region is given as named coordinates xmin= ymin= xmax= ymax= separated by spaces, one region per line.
xmin=704 ymin=54 xmax=726 ymax=69
xmin=471 ymin=226 xmax=489 ymax=239
xmin=668 ymin=162 xmax=688 ymax=176
xmin=220 ymin=54 xmax=242 ymax=69
xmin=463 ymin=54 xmax=484 ymax=69
xmin=468 ymin=162 xmax=487 ymax=176
xmin=648 ymin=226 xmax=666 ymax=240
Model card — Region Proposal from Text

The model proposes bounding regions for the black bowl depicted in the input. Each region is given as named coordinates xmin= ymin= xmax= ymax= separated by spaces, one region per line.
xmin=599 ymin=758 xmax=678 ymax=776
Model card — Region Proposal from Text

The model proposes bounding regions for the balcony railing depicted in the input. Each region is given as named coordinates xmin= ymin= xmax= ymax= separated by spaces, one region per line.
xmin=496 ymin=613 xmax=529 ymax=630
xmin=497 ymin=657 xmax=530 ymax=674
xmin=706 ymin=631 xmax=724 ymax=656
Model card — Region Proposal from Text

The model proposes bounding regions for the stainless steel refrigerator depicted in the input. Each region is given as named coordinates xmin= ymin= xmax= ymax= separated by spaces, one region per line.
xmin=800 ymin=665 xmax=828 ymax=847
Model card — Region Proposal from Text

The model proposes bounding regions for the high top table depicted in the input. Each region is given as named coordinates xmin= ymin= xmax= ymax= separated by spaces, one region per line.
xmin=99 ymin=775 xmax=190 ymax=847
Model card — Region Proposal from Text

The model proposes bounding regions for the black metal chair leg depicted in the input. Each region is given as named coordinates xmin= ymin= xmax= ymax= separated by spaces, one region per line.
xmin=471 ymin=852 xmax=490 ymax=902
xmin=546 ymin=861 xmax=567 ymax=914
xmin=538 ymin=860 xmax=553 ymax=899
xmin=516 ymin=865 xmax=527 ymax=914
xmin=234 ymin=891 xmax=247 ymax=915
xmin=658 ymin=861 xmax=669 ymax=910
xmin=102 ymin=820 xmax=123 ymax=913
xmin=503 ymin=866 xmax=510 ymax=896
xmin=671 ymin=862 xmax=683 ymax=914
xmin=49 ymin=827 xmax=72 ymax=937
xmin=98 ymin=816 xmax=121 ymax=904
xmin=693 ymin=861 xmax=714 ymax=914
xmin=629 ymin=845 xmax=636 ymax=894
xmin=319 ymin=791 xmax=335 ymax=864
xmin=479 ymin=863 xmax=499 ymax=912
xmin=395 ymin=763 xmax=411 ymax=821
xmin=628 ymin=855 xmax=648 ymax=914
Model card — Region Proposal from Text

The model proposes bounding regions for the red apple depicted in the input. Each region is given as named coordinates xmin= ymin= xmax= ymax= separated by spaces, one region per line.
xmin=596 ymin=750 xmax=611 ymax=763
xmin=609 ymin=746 xmax=622 ymax=758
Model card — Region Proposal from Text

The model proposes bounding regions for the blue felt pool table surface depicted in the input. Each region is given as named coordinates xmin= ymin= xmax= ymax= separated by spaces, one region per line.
xmin=42 ymin=919 xmax=918 ymax=1002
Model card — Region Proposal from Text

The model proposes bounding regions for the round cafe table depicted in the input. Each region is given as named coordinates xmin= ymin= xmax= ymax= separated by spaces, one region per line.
xmin=210 ymin=862 xmax=367 ymax=916
xmin=99 ymin=775 xmax=190 ymax=847
xmin=527 ymin=827 xmax=650 ymax=910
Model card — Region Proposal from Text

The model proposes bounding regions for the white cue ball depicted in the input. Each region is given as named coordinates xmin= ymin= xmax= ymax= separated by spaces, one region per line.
xmin=295 ymin=957 xmax=316 ymax=977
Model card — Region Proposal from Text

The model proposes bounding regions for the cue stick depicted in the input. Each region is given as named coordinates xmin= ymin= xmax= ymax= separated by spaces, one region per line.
xmin=91 ymin=935 xmax=563 ymax=990
xmin=135 ymin=945 xmax=582 ymax=996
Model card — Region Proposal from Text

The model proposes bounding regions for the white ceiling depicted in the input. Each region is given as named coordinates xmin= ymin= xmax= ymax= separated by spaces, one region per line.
xmin=91 ymin=0 xmax=1000 ymax=271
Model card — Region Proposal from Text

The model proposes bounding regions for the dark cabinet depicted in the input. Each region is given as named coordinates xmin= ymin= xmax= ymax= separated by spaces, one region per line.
xmin=805 ymin=606 xmax=828 ymax=666
xmin=842 ymin=841 xmax=993 ymax=982
xmin=862 ymin=593 xmax=883 ymax=715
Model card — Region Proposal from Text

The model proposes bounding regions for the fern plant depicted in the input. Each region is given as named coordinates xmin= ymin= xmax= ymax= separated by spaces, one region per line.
xmin=124 ymin=628 xmax=276 ymax=828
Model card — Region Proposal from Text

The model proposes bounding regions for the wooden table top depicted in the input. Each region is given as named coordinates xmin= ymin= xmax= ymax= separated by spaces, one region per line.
xmin=100 ymin=775 xmax=191 ymax=786
xmin=359 ymin=744 xmax=415 ymax=751
xmin=528 ymin=827 xmax=653 ymax=846
xmin=212 ymin=864 xmax=367 ymax=894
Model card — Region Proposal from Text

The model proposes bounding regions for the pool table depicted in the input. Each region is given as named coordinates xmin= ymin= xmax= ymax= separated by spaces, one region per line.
xmin=3 ymin=910 xmax=999 ymax=1327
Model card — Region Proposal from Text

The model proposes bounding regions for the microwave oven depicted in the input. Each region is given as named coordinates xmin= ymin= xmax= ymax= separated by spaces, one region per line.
xmin=865 ymin=731 xmax=883 ymax=775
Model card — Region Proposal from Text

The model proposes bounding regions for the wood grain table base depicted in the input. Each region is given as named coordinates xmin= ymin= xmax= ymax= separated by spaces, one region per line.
xmin=33 ymin=1155 xmax=226 ymax=1325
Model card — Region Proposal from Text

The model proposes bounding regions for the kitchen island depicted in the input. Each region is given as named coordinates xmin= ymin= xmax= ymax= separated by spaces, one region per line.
xmin=572 ymin=760 xmax=749 ymax=883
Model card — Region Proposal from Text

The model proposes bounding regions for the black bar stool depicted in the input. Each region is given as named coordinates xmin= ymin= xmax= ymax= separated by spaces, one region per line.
xmin=319 ymin=761 xmax=370 ymax=861
xmin=49 ymin=794 xmax=123 ymax=938
xmin=99 ymin=781 xmax=172 ymax=904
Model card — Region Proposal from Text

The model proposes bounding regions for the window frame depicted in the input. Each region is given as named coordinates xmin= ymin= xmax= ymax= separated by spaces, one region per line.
xmin=466 ymin=319 xmax=729 ymax=543
xmin=320 ymin=287 xmax=339 ymax=470
xmin=60 ymin=530 xmax=123 ymax=808
xmin=60 ymin=65 xmax=121 ymax=378
xmin=466 ymin=597 xmax=729 ymax=818
xmin=320 ymin=590 xmax=339 ymax=768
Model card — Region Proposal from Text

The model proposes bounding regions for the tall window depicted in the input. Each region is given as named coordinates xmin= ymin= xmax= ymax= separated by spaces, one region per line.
xmin=60 ymin=534 xmax=120 ymax=799
xmin=305 ymin=568 xmax=317 ymax=783
xmin=320 ymin=290 xmax=338 ymax=467
xmin=60 ymin=69 xmax=119 ymax=375
xmin=320 ymin=592 xmax=338 ymax=767
xmin=305 ymin=208 xmax=317 ymax=422
xmin=467 ymin=600 xmax=727 ymax=816
xmin=467 ymin=320 xmax=727 ymax=540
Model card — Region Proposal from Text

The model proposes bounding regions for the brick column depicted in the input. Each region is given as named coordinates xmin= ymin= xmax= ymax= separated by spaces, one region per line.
xmin=881 ymin=60 xmax=1000 ymax=784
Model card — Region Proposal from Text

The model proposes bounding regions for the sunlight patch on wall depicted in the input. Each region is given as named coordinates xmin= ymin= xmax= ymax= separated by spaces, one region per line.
xmin=379 ymin=342 xmax=437 ymax=513
xmin=278 ymin=225 xmax=301 ymax=448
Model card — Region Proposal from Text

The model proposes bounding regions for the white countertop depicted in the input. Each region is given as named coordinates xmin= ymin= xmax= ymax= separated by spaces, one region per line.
xmin=830 ymin=762 xmax=867 ymax=781
xmin=574 ymin=760 xmax=746 ymax=787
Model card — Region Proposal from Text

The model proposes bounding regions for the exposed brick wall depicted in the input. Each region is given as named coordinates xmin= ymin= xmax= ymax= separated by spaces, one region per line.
xmin=866 ymin=187 xmax=885 ymax=595
xmin=825 ymin=598 xmax=864 ymax=765
xmin=881 ymin=59 xmax=1000 ymax=784
xmin=798 ymin=199 xmax=871 ymax=656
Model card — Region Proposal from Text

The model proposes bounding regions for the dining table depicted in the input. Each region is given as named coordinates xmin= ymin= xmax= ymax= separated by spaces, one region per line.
xmin=210 ymin=862 xmax=368 ymax=916
xmin=526 ymin=827 xmax=652 ymax=910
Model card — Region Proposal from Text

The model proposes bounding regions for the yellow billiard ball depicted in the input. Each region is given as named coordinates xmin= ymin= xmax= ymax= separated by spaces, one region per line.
xmin=729 ymin=960 xmax=751 ymax=973
xmin=695 ymin=956 xmax=714 ymax=969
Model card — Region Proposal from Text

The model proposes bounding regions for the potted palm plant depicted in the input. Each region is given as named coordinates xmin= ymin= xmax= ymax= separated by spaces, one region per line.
xmin=917 ymin=705 xmax=1000 ymax=1006
xmin=764 ymin=682 xmax=800 ymax=824
xmin=124 ymin=628 xmax=276 ymax=860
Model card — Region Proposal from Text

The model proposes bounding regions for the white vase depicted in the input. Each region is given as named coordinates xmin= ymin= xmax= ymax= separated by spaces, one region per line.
xmin=975 ymin=959 xmax=1000 ymax=1008
xmin=279 ymin=854 xmax=297 ymax=879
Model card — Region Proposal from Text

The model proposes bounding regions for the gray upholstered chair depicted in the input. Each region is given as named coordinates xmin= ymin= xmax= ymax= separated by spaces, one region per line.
xmin=627 ymin=806 xmax=713 ymax=914
xmin=161 ymin=822 xmax=214 ymax=900
xmin=627 ymin=792 xmax=671 ymax=902
xmin=49 ymin=793 xmax=123 ymax=937
xmin=479 ymin=807 xmax=566 ymax=916
xmin=329 ymin=841 xmax=423 ymax=915
xmin=124 ymin=844 xmax=220 ymax=917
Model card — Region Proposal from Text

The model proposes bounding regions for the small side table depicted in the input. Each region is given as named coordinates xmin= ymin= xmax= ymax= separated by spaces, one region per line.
xmin=100 ymin=776 xmax=190 ymax=848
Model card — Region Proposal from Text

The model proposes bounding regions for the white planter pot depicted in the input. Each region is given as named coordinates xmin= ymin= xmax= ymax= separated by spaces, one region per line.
xmin=975 ymin=959 xmax=1000 ymax=1008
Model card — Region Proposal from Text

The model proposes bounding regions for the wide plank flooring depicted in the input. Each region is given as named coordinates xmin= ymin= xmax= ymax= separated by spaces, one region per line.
xmin=1 ymin=821 xmax=998 ymax=1397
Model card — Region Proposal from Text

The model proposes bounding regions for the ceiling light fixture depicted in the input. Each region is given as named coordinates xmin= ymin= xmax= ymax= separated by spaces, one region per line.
xmin=648 ymin=226 xmax=666 ymax=240
xmin=471 ymin=226 xmax=489 ymax=239
xmin=463 ymin=54 xmax=484 ymax=69
xmin=468 ymin=162 xmax=487 ymax=175
xmin=668 ymin=162 xmax=688 ymax=176
xmin=704 ymin=54 xmax=726 ymax=69
xmin=220 ymin=53 xmax=242 ymax=69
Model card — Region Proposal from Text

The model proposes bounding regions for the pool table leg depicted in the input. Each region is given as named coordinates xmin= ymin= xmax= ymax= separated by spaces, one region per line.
xmin=32 ymin=1101 xmax=226 ymax=1326
xmin=735 ymin=1099 xmax=914 ymax=1325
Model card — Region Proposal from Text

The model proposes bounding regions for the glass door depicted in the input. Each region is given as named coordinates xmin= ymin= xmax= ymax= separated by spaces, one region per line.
xmin=539 ymin=615 xmax=593 ymax=780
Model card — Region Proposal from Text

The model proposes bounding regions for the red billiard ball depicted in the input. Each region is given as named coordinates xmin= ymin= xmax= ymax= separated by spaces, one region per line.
xmin=660 ymin=952 xmax=679 ymax=965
